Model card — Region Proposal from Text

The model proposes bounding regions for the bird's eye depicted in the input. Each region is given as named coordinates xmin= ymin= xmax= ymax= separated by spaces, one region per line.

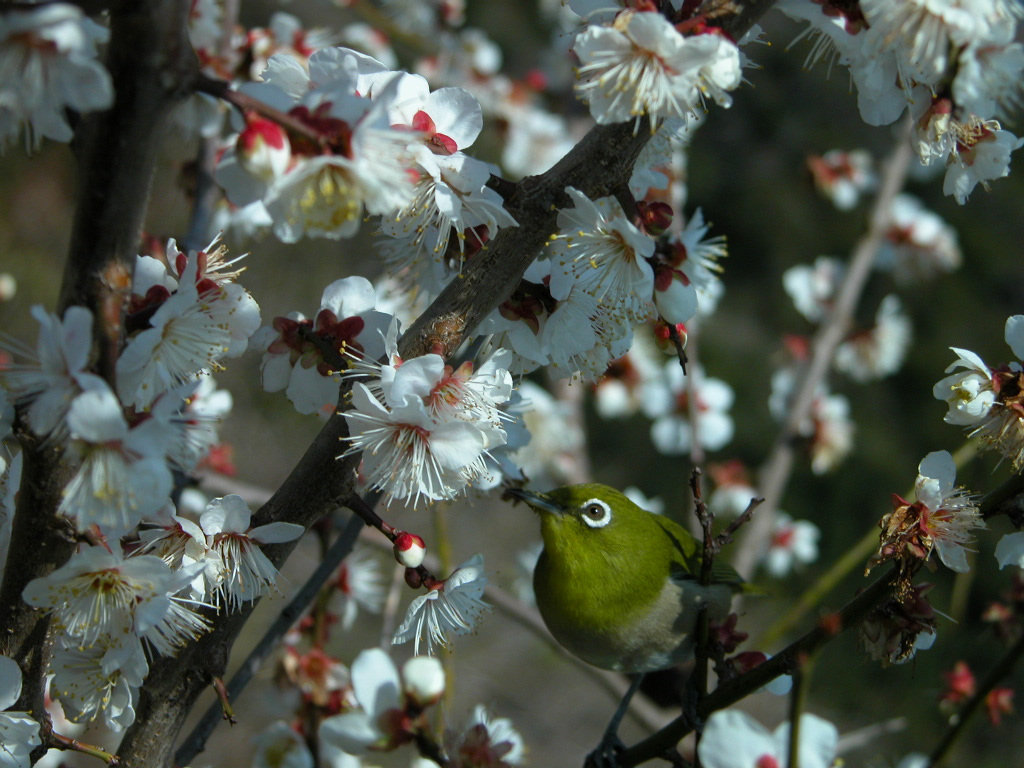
xmin=580 ymin=498 xmax=612 ymax=528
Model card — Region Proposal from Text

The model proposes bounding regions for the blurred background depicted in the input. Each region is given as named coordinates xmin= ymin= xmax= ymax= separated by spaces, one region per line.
xmin=2 ymin=1 xmax=1023 ymax=766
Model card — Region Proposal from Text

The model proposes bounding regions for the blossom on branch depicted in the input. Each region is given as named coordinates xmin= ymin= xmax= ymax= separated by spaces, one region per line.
xmin=868 ymin=450 xmax=984 ymax=582
xmin=0 ymin=305 xmax=105 ymax=441
xmin=572 ymin=10 xmax=741 ymax=129
xmin=199 ymin=494 xmax=304 ymax=610
xmin=252 ymin=276 xmax=393 ymax=416
xmin=0 ymin=3 xmax=113 ymax=151
xmin=0 ymin=655 xmax=41 ymax=767
xmin=342 ymin=341 xmax=512 ymax=506
xmin=697 ymin=708 xmax=838 ymax=768
xmin=117 ymin=238 xmax=260 ymax=410
xmin=392 ymin=554 xmax=491 ymax=655
xmin=934 ymin=315 xmax=1024 ymax=467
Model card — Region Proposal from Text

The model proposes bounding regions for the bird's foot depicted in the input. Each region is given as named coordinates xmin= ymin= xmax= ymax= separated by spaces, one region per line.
xmin=584 ymin=733 xmax=626 ymax=768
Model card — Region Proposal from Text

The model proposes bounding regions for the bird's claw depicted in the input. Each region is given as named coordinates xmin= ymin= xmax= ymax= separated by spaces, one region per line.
xmin=584 ymin=733 xmax=626 ymax=768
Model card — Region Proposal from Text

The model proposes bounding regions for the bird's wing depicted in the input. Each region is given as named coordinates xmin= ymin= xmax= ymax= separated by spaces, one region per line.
xmin=653 ymin=516 xmax=747 ymax=590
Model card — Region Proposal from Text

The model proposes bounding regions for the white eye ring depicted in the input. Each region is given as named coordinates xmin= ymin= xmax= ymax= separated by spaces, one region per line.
xmin=580 ymin=498 xmax=612 ymax=528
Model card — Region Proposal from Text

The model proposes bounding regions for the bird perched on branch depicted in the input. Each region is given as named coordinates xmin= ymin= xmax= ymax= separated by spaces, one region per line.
xmin=506 ymin=483 xmax=746 ymax=764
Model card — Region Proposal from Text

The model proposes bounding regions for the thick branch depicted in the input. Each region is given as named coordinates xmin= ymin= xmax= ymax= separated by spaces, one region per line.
xmin=0 ymin=1 xmax=196 ymax=759
xmin=112 ymin=3 xmax=778 ymax=765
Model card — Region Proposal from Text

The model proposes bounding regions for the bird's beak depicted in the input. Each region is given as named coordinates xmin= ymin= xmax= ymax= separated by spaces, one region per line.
xmin=505 ymin=487 xmax=564 ymax=516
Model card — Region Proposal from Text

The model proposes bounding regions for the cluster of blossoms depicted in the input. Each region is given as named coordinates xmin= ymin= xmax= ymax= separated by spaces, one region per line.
xmin=868 ymin=450 xmax=984 ymax=593
xmin=482 ymin=201 xmax=726 ymax=382
xmin=0 ymin=237 xmax=312 ymax=732
xmin=780 ymin=0 xmax=1024 ymax=203
xmin=568 ymin=2 xmax=745 ymax=130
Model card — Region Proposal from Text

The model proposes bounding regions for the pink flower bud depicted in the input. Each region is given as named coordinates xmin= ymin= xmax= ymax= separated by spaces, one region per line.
xmin=237 ymin=115 xmax=291 ymax=182
xmin=402 ymin=656 xmax=445 ymax=707
xmin=394 ymin=532 xmax=426 ymax=568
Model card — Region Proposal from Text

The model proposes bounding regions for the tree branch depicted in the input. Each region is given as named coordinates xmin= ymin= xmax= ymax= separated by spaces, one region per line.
xmin=733 ymin=121 xmax=915 ymax=579
xmin=109 ymin=3 xmax=779 ymax=765
xmin=0 ymin=2 xmax=196 ymax=760
xmin=617 ymin=567 xmax=897 ymax=767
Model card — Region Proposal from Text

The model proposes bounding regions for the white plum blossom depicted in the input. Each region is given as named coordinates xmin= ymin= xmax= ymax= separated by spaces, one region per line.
xmin=331 ymin=546 xmax=387 ymax=631
xmin=593 ymin=329 xmax=664 ymax=419
xmin=199 ymin=494 xmax=304 ymax=610
xmin=0 ymin=655 xmax=41 ymax=768
xmin=380 ymin=150 xmax=518 ymax=276
xmin=807 ymin=148 xmax=876 ymax=210
xmin=392 ymin=554 xmax=490 ymax=655
xmin=942 ymin=121 xmax=1024 ymax=204
xmin=157 ymin=375 xmax=233 ymax=473
xmin=783 ymin=256 xmax=844 ymax=323
xmin=643 ymin=362 xmax=734 ymax=455
xmin=117 ymin=240 xmax=260 ymax=409
xmin=446 ymin=705 xmax=524 ymax=767
xmin=548 ymin=187 xmax=655 ymax=324
xmin=342 ymin=345 xmax=512 ymax=506
xmin=697 ymin=709 xmax=838 ymax=768
xmin=668 ymin=208 xmax=727 ymax=317
xmin=22 ymin=545 xmax=206 ymax=654
xmin=769 ymin=369 xmax=854 ymax=474
xmin=572 ymin=11 xmax=741 ymax=128
xmin=913 ymin=450 xmax=984 ymax=573
xmin=763 ymin=513 xmax=821 ymax=577
xmin=61 ymin=385 xmax=173 ymax=536
xmin=319 ymin=648 xmax=443 ymax=755
xmin=0 ymin=3 xmax=113 ymax=150
xmin=834 ymin=295 xmax=912 ymax=382
xmin=136 ymin=506 xmax=216 ymax=601
xmin=504 ymin=381 xmax=584 ymax=487
xmin=0 ymin=305 xmax=106 ymax=440
xmin=875 ymin=194 xmax=961 ymax=283
xmin=933 ymin=316 xmax=1024 ymax=467
xmin=933 ymin=347 xmax=995 ymax=425
xmin=215 ymin=48 xmax=418 ymax=242
xmin=252 ymin=276 xmax=393 ymax=416
xmin=49 ymin=637 xmax=147 ymax=731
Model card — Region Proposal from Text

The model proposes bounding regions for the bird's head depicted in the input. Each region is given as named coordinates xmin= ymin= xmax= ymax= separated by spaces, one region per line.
xmin=506 ymin=483 xmax=651 ymax=560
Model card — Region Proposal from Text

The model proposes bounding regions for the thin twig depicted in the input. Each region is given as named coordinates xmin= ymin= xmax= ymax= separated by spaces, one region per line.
xmin=927 ymin=631 xmax=1024 ymax=767
xmin=173 ymin=513 xmax=365 ymax=766
xmin=756 ymin=440 xmax=977 ymax=649
xmin=617 ymin=567 xmax=899 ymax=767
xmin=48 ymin=731 xmax=121 ymax=765
xmin=733 ymin=121 xmax=915 ymax=579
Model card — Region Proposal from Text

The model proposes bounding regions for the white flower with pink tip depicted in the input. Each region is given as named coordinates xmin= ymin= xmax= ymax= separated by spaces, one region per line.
xmin=252 ymin=276 xmax=393 ymax=416
xmin=319 ymin=648 xmax=444 ymax=754
xmin=698 ymin=709 xmax=837 ymax=768
xmin=61 ymin=385 xmax=174 ymax=536
xmin=0 ymin=305 xmax=106 ymax=441
xmin=392 ymin=554 xmax=490 ymax=655
xmin=199 ymin=494 xmax=304 ymax=610
xmin=0 ymin=3 xmax=113 ymax=150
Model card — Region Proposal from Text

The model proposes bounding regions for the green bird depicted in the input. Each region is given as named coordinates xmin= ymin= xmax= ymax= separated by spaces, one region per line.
xmin=508 ymin=483 xmax=744 ymax=673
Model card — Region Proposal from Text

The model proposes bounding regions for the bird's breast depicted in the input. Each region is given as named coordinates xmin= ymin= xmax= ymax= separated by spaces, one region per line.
xmin=534 ymin=553 xmax=733 ymax=673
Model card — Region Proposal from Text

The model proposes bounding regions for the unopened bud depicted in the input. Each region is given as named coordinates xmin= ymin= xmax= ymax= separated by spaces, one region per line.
xmin=637 ymin=201 xmax=673 ymax=236
xmin=402 ymin=656 xmax=445 ymax=707
xmin=394 ymin=532 xmax=426 ymax=568
xmin=237 ymin=115 xmax=291 ymax=182
xmin=653 ymin=266 xmax=697 ymax=325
